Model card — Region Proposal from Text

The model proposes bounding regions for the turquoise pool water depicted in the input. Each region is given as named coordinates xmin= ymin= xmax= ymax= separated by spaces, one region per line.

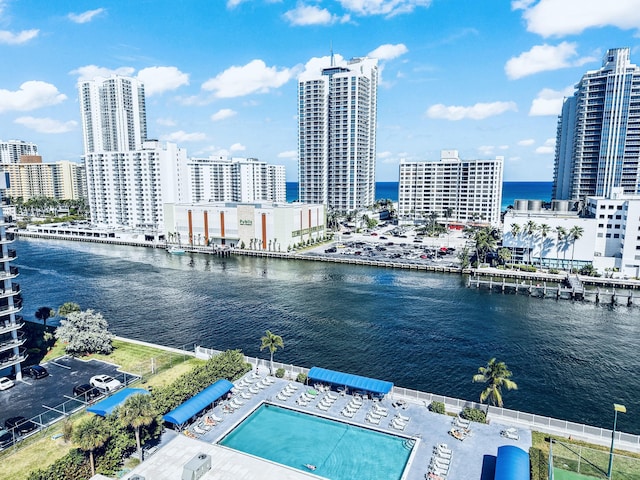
xmin=219 ymin=403 xmax=412 ymax=480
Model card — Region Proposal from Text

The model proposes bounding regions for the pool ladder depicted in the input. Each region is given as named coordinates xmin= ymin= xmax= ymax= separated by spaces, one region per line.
xmin=403 ymin=435 xmax=420 ymax=449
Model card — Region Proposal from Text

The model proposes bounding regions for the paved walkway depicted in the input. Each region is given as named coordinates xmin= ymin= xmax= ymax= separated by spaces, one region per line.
xmin=123 ymin=369 xmax=532 ymax=480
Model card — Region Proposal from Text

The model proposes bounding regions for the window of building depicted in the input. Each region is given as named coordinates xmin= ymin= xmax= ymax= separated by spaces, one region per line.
xmin=614 ymin=234 xmax=620 ymax=238
xmin=606 ymin=233 xmax=611 ymax=238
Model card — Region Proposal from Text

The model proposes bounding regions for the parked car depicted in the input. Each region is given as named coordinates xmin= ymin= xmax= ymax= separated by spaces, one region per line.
xmin=324 ymin=247 xmax=337 ymax=253
xmin=90 ymin=374 xmax=122 ymax=392
xmin=73 ymin=383 xmax=101 ymax=400
xmin=4 ymin=416 xmax=38 ymax=435
xmin=0 ymin=428 xmax=13 ymax=448
xmin=23 ymin=365 xmax=48 ymax=379
xmin=0 ymin=376 xmax=14 ymax=390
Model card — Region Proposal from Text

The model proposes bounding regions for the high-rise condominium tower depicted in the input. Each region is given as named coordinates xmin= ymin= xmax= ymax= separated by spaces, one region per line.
xmin=553 ymin=48 xmax=640 ymax=201
xmin=79 ymin=76 xmax=182 ymax=230
xmin=298 ymin=56 xmax=378 ymax=212
xmin=79 ymin=76 xmax=147 ymax=154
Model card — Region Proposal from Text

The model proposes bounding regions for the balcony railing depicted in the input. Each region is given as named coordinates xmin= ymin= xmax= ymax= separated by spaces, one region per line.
xmin=0 ymin=348 xmax=27 ymax=368
xmin=0 ymin=266 xmax=19 ymax=279
xmin=0 ymin=332 xmax=26 ymax=352
xmin=0 ymin=317 xmax=24 ymax=335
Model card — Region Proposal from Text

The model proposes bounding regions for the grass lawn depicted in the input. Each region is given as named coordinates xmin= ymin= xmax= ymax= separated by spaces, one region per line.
xmin=532 ymin=432 xmax=640 ymax=480
xmin=44 ymin=339 xmax=195 ymax=377
xmin=1 ymin=339 xmax=202 ymax=480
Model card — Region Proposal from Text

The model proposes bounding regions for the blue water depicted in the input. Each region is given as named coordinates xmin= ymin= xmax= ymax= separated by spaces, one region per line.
xmin=13 ymin=238 xmax=640 ymax=434
xmin=219 ymin=404 xmax=410 ymax=480
xmin=286 ymin=182 xmax=553 ymax=211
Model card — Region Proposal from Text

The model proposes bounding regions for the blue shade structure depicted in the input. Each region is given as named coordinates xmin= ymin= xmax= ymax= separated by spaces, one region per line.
xmin=307 ymin=367 xmax=393 ymax=395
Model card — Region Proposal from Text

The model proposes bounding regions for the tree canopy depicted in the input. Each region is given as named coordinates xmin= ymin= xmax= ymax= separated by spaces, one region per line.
xmin=472 ymin=358 xmax=518 ymax=407
xmin=55 ymin=309 xmax=114 ymax=356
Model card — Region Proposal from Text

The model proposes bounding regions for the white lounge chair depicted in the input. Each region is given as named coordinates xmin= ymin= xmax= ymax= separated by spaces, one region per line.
xmin=366 ymin=414 xmax=380 ymax=425
xmin=367 ymin=410 xmax=383 ymax=420
xmin=390 ymin=419 xmax=406 ymax=431
xmin=317 ymin=403 xmax=331 ymax=411
xmin=395 ymin=413 xmax=410 ymax=422
xmin=276 ymin=392 xmax=289 ymax=401
xmin=372 ymin=404 xmax=388 ymax=416
xmin=287 ymin=383 xmax=299 ymax=390
xmin=341 ymin=408 xmax=355 ymax=418
xmin=453 ymin=415 xmax=470 ymax=427
xmin=241 ymin=391 xmax=252 ymax=399
xmin=500 ymin=428 xmax=519 ymax=440
xmin=431 ymin=455 xmax=451 ymax=466
xmin=326 ymin=391 xmax=338 ymax=400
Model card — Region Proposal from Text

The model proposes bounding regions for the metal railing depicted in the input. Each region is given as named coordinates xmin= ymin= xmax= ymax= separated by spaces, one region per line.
xmin=194 ymin=346 xmax=640 ymax=453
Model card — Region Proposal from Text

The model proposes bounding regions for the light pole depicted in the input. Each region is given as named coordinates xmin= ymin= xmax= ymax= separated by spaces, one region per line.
xmin=607 ymin=403 xmax=626 ymax=479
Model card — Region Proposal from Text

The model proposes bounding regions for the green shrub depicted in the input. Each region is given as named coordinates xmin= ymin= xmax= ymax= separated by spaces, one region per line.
xmin=461 ymin=407 xmax=487 ymax=423
xmin=517 ymin=264 xmax=537 ymax=272
xmin=27 ymin=449 xmax=91 ymax=480
xmin=429 ymin=401 xmax=445 ymax=414
xmin=296 ymin=372 xmax=308 ymax=384
xmin=529 ymin=447 xmax=549 ymax=480
xmin=275 ymin=368 xmax=285 ymax=378
xmin=549 ymin=268 xmax=560 ymax=275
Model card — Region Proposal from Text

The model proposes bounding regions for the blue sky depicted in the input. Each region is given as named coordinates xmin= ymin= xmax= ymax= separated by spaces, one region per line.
xmin=0 ymin=0 xmax=639 ymax=182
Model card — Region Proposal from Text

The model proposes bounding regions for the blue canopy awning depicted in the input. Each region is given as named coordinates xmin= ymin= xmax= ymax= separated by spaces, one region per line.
xmin=307 ymin=367 xmax=393 ymax=395
xmin=87 ymin=388 xmax=150 ymax=417
xmin=163 ymin=379 xmax=234 ymax=426
xmin=494 ymin=445 xmax=530 ymax=480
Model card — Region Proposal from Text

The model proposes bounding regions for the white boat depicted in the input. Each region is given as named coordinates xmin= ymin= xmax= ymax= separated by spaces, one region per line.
xmin=167 ymin=246 xmax=186 ymax=255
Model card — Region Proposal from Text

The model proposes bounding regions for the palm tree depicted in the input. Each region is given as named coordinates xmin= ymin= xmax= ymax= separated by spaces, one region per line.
xmin=509 ymin=223 xmax=521 ymax=266
xmin=260 ymin=330 xmax=284 ymax=375
xmin=118 ymin=393 xmax=157 ymax=461
xmin=555 ymin=226 xmax=567 ymax=270
xmin=472 ymin=358 xmax=518 ymax=408
xmin=497 ymin=247 xmax=511 ymax=266
xmin=569 ymin=225 xmax=585 ymax=273
xmin=474 ymin=226 xmax=498 ymax=264
xmin=58 ymin=302 xmax=81 ymax=318
xmin=73 ymin=415 xmax=110 ymax=476
xmin=538 ymin=223 xmax=551 ymax=268
xmin=35 ymin=306 xmax=54 ymax=328
xmin=524 ymin=220 xmax=538 ymax=265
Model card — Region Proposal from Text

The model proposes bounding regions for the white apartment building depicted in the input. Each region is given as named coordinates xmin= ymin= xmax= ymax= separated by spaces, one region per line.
xmin=553 ymin=48 xmax=640 ymax=200
xmin=178 ymin=156 xmax=285 ymax=204
xmin=79 ymin=75 xmax=181 ymax=231
xmin=0 ymin=172 xmax=26 ymax=379
xmin=79 ymin=76 xmax=147 ymax=154
xmin=0 ymin=140 xmax=38 ymax=164
xmin=502 ymin=190 xmax=640 ymax=277
xmin=164 ymin=201 xmax=325 ymax=251
xmin=298 ymin=56 xmax=378 ymax=212
xmin=84 ymin=140 xmax=184 ymax=229
xmin=4 ymin=158 xmax=86 ymax=201
xmin=398 ymin=150 xmax=504 ymax=226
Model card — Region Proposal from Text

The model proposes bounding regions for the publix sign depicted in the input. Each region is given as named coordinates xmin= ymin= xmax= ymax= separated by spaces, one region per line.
xmin=239 ymin=219 xmax=252 ymax=226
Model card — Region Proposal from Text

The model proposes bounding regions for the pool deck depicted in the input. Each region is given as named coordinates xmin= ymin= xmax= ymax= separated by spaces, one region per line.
xmin=121 ymin=369 xmax=532 ymax=480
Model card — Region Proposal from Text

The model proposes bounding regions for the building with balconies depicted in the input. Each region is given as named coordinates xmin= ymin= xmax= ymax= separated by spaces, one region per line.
xmin=0 ymin=172 xmax=25 ymax=379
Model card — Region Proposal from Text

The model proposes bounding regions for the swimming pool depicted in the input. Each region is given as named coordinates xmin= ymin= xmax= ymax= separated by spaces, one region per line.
xmin=218 ymin=403 xmax=412 ymax=480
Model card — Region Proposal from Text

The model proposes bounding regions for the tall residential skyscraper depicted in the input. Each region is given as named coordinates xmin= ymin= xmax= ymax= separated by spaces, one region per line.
xmin=298 ymin=56 xmax=378 ymax=212
xmin=553 ymin=48 xmax=640 ymax=201
xmin=79 ymin=75 xmax=147 ymax=154
xmin=79 ymin=76 xmax=180 ymax=231
xmin=0 ymin=140 xmax=38 ymax=164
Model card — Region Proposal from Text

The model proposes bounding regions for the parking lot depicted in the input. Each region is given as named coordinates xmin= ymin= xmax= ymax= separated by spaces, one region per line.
xmin=305 ymin=224 xmax=469 ymax=267
xmin=0 ymin=356 xmax=137 ymax=448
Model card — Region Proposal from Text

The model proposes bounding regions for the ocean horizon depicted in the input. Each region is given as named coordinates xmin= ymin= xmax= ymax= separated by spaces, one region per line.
xmin=286 ymin=181 xmax=553 ymax=211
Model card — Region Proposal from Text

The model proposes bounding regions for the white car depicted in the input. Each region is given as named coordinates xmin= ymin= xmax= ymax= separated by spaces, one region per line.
xmin=0 ymin=377 xmax=14 ymax=391
xmin=89 ymin=374 xmax=122 ymax=392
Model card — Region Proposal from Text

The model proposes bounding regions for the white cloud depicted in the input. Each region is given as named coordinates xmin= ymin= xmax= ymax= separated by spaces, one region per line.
xmin=338 ymin=0 xmax=432 ymax=17
xmin=284 ymin=5 xmax=350 ymax=26
xmin=71 ymin=65 xmax=135 ymax=82
xmin=68 ymin=8 xmax=105 ymax=24
xmin=536 ymin=138 xmax=556 ymax=154
xmin=161 ymin=130 xmax=207 ymax=142
xmin=0 ymin=81 xmax=67 ymax=113
xmin=426 ymin=101 xmax=517 ymax=121
xmin=529 ymin=85 xmax=574 ymax=116
xmin=226 ymin=0 xmax=245 ymax=7
xmin=0 ymin=29 xmax=39 ymax=45
xmin=137 ymin=66 xmax=189 ymax=96
xmin=518 ymin=138 xmax=535 ymax=146
xmin=202 ymin=60 xmax=297 ymax=98
xmin=511 ymin=0 xmax=535 ymax=9
xmin=156 ymin=117 xmax=176 ymax=126
xmin=211 ymin=109 xmax=237 ymax=122
xmin=298 ymin=54 xmax=345 ymax=82
xmin=478 ymin=145 xmax=496 ymax=156
xmin=230 ymin=143 xmax=246 ymax=152
xmin=505 ymin=42 xmax=595 ymax=80
xmin=278 ymin=150 xmax=297 ymax=159
xmin=368 ymin=44 xmax=408 ymax=61
xmin=14 ymin=116 xmax=77 ymax=134
xmin=519 ymin=0 xmax=640 ymax=37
